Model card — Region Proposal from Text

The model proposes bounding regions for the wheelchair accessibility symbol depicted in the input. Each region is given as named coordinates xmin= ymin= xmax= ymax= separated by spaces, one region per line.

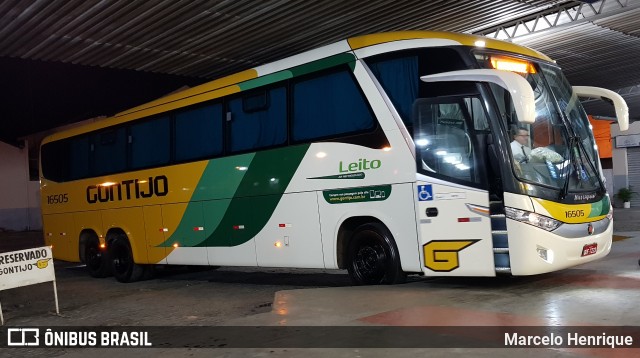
xmin=417 ymin=185 xmax=433 ymax=201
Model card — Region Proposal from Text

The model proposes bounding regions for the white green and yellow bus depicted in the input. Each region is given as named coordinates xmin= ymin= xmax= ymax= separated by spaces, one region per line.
xmin=40 ymin=31 xmax=629 ymax=284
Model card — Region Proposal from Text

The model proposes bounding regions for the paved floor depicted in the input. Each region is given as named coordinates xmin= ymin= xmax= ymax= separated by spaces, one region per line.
xmin=612 ymin=207 xmax=640 ymax=232
xmin=0 ymin=207 xmax=639 ymax=357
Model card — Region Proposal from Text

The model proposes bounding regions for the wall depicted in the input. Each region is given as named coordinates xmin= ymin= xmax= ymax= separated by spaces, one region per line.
xmin=589 ymin=116 xmax=614 ymax=159
xmin=611 ymin=121 xmax=640 ymax=206
xmin=0 ymin=140 xmax=41 ymax=230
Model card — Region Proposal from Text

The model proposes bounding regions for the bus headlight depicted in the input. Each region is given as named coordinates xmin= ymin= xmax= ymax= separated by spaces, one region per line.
xmin=505 ymin=207 xmax=562 ymax=231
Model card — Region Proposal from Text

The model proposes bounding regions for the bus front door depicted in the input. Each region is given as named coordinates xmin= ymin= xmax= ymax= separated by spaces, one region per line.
xmin=413 ymin=96 xmax=497 ymax=276
xmin=416 ymin=181 xmax=496 ymax=276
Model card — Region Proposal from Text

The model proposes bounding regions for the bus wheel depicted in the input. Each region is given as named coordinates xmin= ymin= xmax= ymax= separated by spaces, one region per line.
xmin=346 ymin=223 xmax=406 ymax=285
xmin=85 ymin=237 xmax=111 ymax=278
xmin=109 ymin=236 xmax=146 ymax=283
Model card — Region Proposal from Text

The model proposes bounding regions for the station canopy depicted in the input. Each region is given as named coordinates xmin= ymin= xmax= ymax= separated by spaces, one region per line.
xmin=1 ymin=0 xmax=639 ymax=145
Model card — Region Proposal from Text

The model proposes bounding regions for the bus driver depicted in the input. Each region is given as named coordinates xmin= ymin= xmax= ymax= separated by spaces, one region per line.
xmin=511 ymin=127 xmax=532 ymax=163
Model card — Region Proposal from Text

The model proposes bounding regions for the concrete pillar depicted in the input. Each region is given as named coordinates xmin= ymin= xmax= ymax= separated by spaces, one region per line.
xmin=610 ymin=121 xmax=640 ymax=206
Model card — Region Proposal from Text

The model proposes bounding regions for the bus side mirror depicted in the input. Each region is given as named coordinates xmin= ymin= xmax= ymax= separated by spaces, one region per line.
xmin=573 ymin=86 xmax=629 ymax=131
xmin=421 ymin=69 xmax=536 ymax=124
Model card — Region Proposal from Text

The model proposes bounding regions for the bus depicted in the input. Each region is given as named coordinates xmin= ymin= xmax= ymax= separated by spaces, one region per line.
xmin=40 ymin=31 xmax=629 ymax=284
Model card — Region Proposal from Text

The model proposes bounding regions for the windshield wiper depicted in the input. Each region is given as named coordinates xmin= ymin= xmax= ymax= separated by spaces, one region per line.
xmin=559 ymin=136 xmax=576 ymax=200
xmin=559 ymin=136 xmax=605 ymax=201
xmin=575 ymin=136 xmax=606 ymax=195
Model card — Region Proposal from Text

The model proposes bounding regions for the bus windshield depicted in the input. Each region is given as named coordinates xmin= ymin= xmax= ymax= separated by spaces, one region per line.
xmin=475 ymin=53 xmax=602 ymax=195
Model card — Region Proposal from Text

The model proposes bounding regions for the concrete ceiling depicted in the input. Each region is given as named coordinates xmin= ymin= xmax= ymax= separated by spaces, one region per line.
xmin=1 ymin=0 xmax=638 ymax=144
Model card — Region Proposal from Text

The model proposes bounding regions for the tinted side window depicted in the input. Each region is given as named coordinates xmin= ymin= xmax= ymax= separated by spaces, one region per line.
xmin=41 ymin=141 xmax=69 ymax=182
xmin=130 ymin=116 xmax=170 ymax=170
xmin=367 ymin=48 xmax=469 ymax=128
xmin=175 ymin=104 xmax=223 ymax=162
xmin=93 ymin=127 xmax=127 ymax=176
xmin=367 ymin=55 xmax=419 ymax=127
xmin=413 ymin=97 xmax=487 ymax=188
xmin=228 ymin=86 xmax=287 ymax=152
xmin=292 ymin=68 xmax=375 ymax=142
xmin=69 ymin=136 xmax=90 ymax=180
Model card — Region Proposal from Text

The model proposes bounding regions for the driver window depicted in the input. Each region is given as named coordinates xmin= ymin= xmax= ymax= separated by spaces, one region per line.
xmin=414 ymin=98 xmax=486 ymax=186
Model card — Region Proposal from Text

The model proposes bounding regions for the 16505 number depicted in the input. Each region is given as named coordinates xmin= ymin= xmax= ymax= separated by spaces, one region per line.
xmin=47 ymin=193 xmax=68 ymax=205
xmin=565 ymin=209 xmax=585 ymax=218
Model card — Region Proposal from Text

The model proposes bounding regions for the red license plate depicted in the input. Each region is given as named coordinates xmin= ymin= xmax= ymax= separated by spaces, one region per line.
xmin=581 ymin=243 xmax=597 ymax=257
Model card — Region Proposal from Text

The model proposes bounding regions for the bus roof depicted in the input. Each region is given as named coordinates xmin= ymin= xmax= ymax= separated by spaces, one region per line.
xmin=347 ymin=31 xmax=552 ymax=61
xmin=42 ymin=31 xmax=552 ymax=144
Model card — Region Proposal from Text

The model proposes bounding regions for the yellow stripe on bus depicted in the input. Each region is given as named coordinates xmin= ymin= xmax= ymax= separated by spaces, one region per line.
xmin=347 ymin=31 xmax=552 ymax=62
xmin=42 ymin=69 xmax=257 ymax=144
xmin=116 ymin=69 xmax=258 ymax=116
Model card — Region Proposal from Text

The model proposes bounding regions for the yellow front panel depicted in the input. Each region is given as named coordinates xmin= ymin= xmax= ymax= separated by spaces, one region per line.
xmin=532 ymin=198 xmax=608 ymax=224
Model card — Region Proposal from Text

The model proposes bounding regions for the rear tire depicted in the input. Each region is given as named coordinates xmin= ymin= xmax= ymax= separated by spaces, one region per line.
xmin=109 ymin=236 xmax=147 ymax=283
xmin=85 ymin=237 xmax=111 ymax=278
xmin=346 ymin=223 xmax=406 ymax=285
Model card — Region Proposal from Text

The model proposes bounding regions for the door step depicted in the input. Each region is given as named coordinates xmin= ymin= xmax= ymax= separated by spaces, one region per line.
xmin=490 ymin=201 xmax=510 ymax=275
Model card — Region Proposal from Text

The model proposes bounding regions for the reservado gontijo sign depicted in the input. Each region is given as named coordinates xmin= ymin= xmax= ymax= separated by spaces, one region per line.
xmin=0 ymin=246 xmax=55 ymax=291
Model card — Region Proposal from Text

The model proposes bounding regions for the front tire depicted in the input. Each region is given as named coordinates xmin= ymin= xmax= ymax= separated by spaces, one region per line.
xmin=346 ymin=223 xmax=406 ymax=285
xmin=109 ymin=236 xmax=147 ymax=283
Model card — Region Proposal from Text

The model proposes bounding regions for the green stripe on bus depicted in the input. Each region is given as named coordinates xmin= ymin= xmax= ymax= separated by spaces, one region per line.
xmin=190 ymin=154 xmax=255 ymax=201
xmin=238 ymin=71 xmax=293 ymax=91
xmin=588 ymin=196 xmax=610 ymax=217
xmin=195 ymin=144 xmax=310 ymax=247
xmin=237 ymin=53 xmax=356 ymax=91
xmin=289 ymin=53 xmax=356 ymax=77
xmin=158 ymin=154 xmax=254 ymax=247
xmin=160 ymin=144 xmax=309 ymax=248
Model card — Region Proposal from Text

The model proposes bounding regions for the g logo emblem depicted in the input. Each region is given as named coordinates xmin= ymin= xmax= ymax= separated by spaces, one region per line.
xmin=423 ymin=240 xmax=479 ymax=272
